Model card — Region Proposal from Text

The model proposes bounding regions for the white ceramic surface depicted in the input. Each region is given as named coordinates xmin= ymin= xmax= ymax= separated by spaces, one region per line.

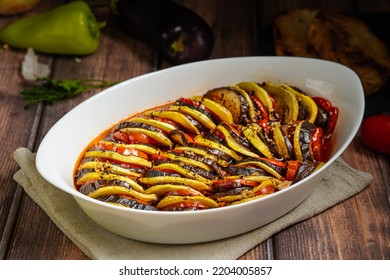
xmin=36 ymin=57 xmax=364 ymax=244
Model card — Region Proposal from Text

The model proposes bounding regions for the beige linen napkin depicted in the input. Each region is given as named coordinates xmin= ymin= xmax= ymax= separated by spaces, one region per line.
xmin=13 ymin=147 xmax=373 ymax=260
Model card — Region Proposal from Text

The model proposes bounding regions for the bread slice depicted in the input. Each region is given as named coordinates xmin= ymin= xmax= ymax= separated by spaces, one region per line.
xmin=273 ymin=9 xmax=390 ymax=95
xmin=307 ymin=11 xmax=390 ymax=95
xmin=273 ymin=9 xmax=319 ymax=58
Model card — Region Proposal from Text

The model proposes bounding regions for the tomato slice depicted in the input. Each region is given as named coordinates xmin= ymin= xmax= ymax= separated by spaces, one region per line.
xmin=310 ymin=127 xmax=324 ymax=162
xmin=253 ymin=185 xmax=275 ymax=196
xmin=259 ymin=157 xmax=286 ymax=168
xmin=113 ymin=131 xmax=159 ymax=145
xmin=97 ymin=141 xmax=149 ymax=160
xmin=178 ymin=97 xmax=200 ymax=107
xmin=251 ymin=95 xmax=269 ymax=121
xmin=150 ymin=154 xmax=168 ymax=161
xmin=312 ymin=97 xmax=338 ymax=134
xmin=286 ymin=160 xmax=302 ymax=181
xmin=213 ymin=178 xmax=259 ymax=189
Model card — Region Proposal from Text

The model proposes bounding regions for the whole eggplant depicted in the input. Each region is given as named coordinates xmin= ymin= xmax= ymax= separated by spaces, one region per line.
xmin=115 ymin=0 xmax=214 ymax=65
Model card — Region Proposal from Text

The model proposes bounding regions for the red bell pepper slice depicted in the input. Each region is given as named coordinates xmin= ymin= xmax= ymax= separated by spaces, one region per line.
xmin=312 ymin=97 xmax=339 ymax=135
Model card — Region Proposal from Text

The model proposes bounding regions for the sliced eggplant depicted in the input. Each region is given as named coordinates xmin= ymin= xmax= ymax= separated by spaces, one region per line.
xmin=224 ymin=165 xmax=268 ymax=176
xmin=168 ymin=129 xmax=191 ymax=146
xmin=153 ymin=162 xmax=213 ymax=184
xmin=216 ymin=123 xmax=260 ymax=158
xmin=173 ymin=145 xmax=230 ymax=167
xmin=293 ymin=160 xmax=321 ymax=182
xmin=234 ymin=159 xmax=285 ymax=180
xmin=116 ymin=121 xmax=173 ymax=148
xmin=161 ymin=150 xmax=212 ymax=171
xmin=186 ymin=142 xmax=233 ymax=163
xmin=203 ymin=87 xmax=247 ymax=124
xmin=293 ymin=120 xmax=316 ymax=161
xmin=97 ymin=195 xmax=157 ymax=211
xmin=78 ymin=178 xmax=135 ymax=195
xmin=168 ymin=149 xmax=225 ymax=176
xmin=231 ymin=85 xmax=257 ymax=123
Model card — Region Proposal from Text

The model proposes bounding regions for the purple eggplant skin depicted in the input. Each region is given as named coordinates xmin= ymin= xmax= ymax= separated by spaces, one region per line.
xmin=115 ymin=0 xmax=214 ymax=65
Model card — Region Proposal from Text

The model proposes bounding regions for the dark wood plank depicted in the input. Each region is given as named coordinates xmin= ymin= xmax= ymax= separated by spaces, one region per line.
xmin=248 ymin=0 xmax=390 ymax=260
xmin=6 ymin=2 xmax=155 ymax=260
xmin=272 ymin=135 xmax=390 ymax=259
xmin=0 ymin=1 xmax=59 ymax=259
xmin=2 ymin=0 xmax=389 ymax=260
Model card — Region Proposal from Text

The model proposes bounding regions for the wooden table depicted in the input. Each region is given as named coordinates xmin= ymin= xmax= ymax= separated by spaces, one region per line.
xmin=0 ymin=0 xmax=389 ymax=260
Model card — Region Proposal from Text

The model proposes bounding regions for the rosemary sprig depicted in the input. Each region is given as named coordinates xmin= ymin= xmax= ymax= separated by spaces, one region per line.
xmin=21 ymin=78 xmax=118 ymax=107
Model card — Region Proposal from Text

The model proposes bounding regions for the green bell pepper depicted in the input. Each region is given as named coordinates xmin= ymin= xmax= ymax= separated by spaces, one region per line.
xmin=0 ymin=1 xmax=102 ymax=55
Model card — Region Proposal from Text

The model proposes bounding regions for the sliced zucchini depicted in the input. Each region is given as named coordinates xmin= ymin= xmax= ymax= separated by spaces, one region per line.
xmin=76 ymin=171 xmax=145 ymax=193
xmin=251 ymin=179 xmax=277 ymax=195
xmin=203 ymin=87 xmax=245 ymax=124
xmin=154 ymin=162 xmax=213 ymax=185
xmin=161 ymin=151 xmax=212 ymax=171
xmin=241 ymin=125 xmax=273 ymax=158
xmin=147 ymin=110 xmax=202 ymax=134
xmin=261 ymin=82 xmax=299 ymax=123
xmin=84 ymin=150 xmax=152 ymax=168
xmin=234 ymin=160 xmax=284 ymax=180
xmin=78 ymin=160 xmax=143 ymax=178
xmin=216 ymin=124 xmax=260 ymax=158
xmin=144 ymin=184 xmax=204 ymax=196
xmin=173 ymin=146 xmax=230 ymax=167
xmin=128 ymin=116 xmax=178 ymax=133
xmin=293 ymin=121 xmax=304 ymax=161
xmin=231 ymin=85 xmax=258 ymax=123
xmin=118 ymin=126 xmax=173 ymax=148
xmin=271 ymin=122 xmax=290 ymax=160
xmin=190 ymin=96 xmax=234 ymax=124
xmin=98 ymin=140 xmax=160 ymax=155
xmin=194 ymin=134 xmax=243 ymax=161
xmin=283 ymin=85 xmax=318 ymax=123
xmin=237 ymin=81 xmax=277 ymax=121
xmin=169 ymin=104 xmax=216 ymax=130
xmin=87 ymin=186 xmax=158 ymax=202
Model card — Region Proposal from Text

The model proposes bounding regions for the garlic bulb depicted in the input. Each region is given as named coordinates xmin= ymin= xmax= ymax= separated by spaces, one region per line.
xmin=21 ymin=47 xmax=51 ymax=81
